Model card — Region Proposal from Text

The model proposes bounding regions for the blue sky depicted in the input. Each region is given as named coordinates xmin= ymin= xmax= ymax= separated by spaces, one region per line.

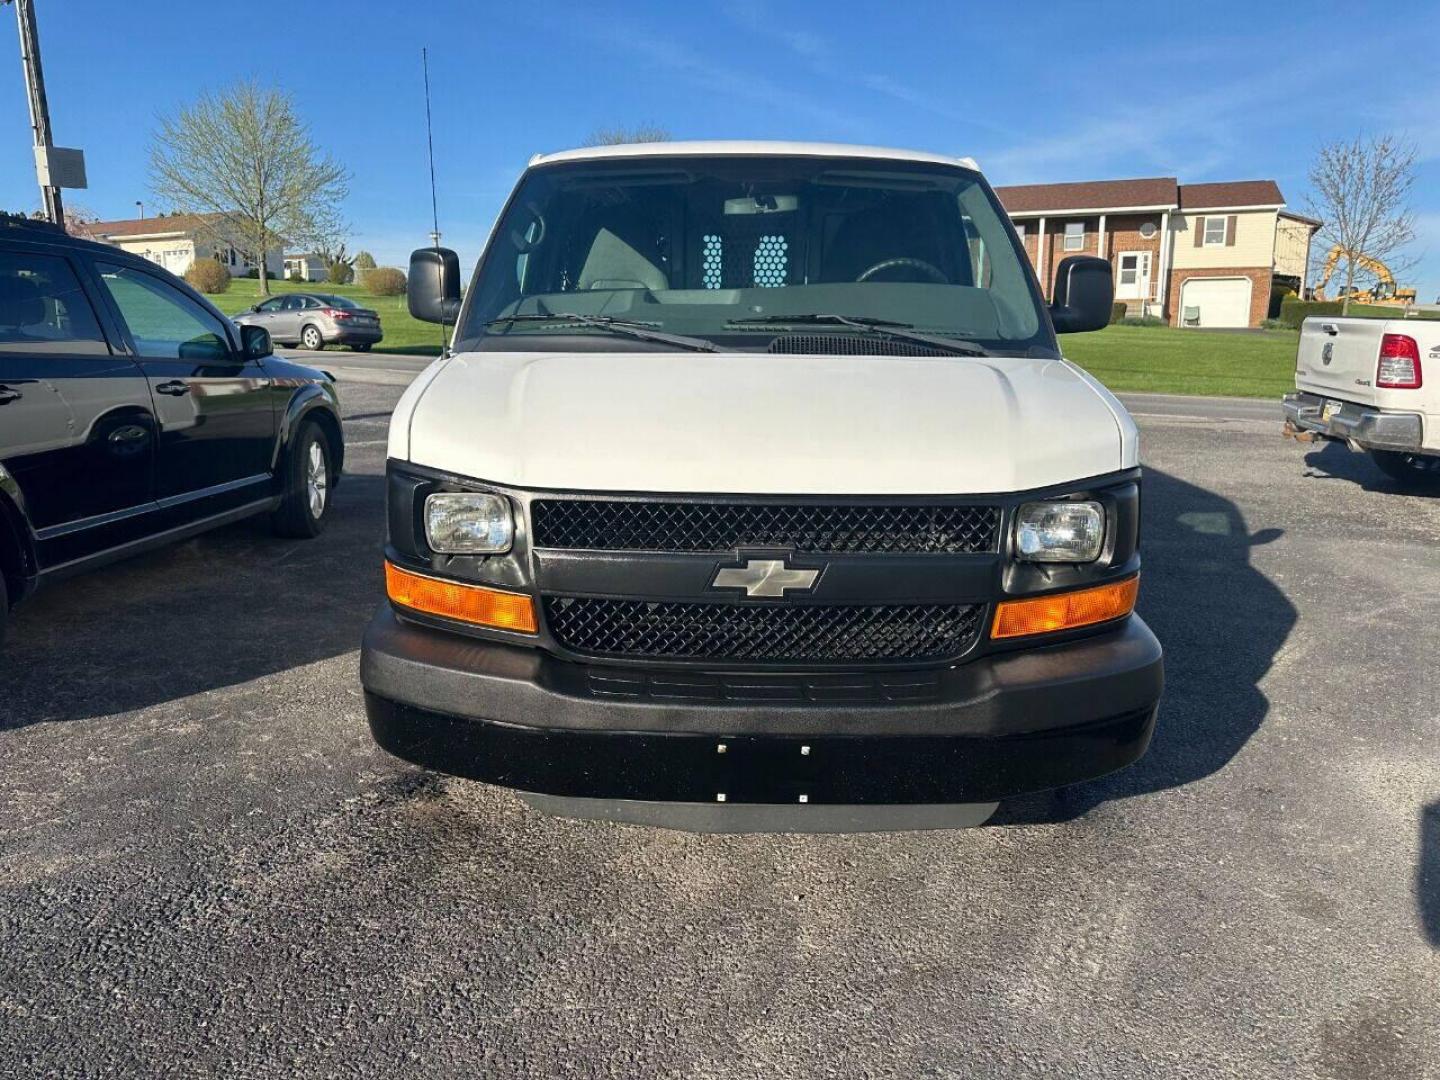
xmin=4 ymin=0 xmax=1438 ymax=299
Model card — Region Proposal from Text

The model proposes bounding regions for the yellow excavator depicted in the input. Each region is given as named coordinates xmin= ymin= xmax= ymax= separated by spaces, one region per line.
xmin=1310 ymin=245 xmax=1417 ymax=306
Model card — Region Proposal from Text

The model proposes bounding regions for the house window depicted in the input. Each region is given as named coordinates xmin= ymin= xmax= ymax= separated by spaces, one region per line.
xmin=1013 ymin=221 xmax=1026 ymax=241
xmin=1063 ymin=221 xmax=1085 ymax=251
xmin=1202 ymin=216 xmax=1228 ymax=246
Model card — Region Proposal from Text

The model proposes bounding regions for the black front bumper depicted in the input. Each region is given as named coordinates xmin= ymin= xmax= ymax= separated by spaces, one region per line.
xmin=361 ymin=606 xmax=1163 ymax=805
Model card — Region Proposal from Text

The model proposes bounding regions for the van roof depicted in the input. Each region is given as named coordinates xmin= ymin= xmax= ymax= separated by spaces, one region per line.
xmin=529 ymin=140 xmax=980 ymax=172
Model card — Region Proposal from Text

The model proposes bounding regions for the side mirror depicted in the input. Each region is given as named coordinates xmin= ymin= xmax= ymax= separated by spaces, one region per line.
xmin=409 ymin=247 xmax=463 ymax=324
xmin=240 ymin=323 xmax=273 ymax=360
xmin=1050 ymin=256 xmax=1114 ymax=334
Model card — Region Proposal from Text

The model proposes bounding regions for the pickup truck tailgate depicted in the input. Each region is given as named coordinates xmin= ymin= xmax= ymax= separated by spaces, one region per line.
xmin=1296 ymin=317 xmax=1393 ymax=405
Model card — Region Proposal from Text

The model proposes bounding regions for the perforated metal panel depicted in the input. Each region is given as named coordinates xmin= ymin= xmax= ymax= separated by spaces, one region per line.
xmin=701 ymin=234 xmax=722 ymax=289
xmin=752 ymin=234 xmax=788 ymax=287
xmin=692 ymin=216 xmax=799 ymax=289
xmin=530 ymin=500 xmax=1000 ymax=554
xmin=544 ymin=597 xmax=984 ymax=664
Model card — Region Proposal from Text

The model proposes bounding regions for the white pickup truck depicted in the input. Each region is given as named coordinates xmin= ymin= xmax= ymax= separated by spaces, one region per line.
xmin=360 ymin=141 xmax=1164 ymax=831
xmin=1284 ymin=317 xmax=1440 ymax=487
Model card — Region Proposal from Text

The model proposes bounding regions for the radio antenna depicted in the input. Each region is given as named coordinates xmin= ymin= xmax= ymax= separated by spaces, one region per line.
xmin=422 ymin=47 xmax=441 ymax=249
xmin=421 ymin=47 xmax=450 ymax=356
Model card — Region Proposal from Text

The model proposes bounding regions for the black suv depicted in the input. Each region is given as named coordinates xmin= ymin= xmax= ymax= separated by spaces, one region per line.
xmin=0 ymin=220 xmax=344 ymax=640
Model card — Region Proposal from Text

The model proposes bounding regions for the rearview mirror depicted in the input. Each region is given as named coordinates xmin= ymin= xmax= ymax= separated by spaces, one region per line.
xmin=1050 ymin=256 xmax=1114 ymax=334
xmin=409 ymin=247 xmax=463 ymax=324
xmin=239 ymin=323 xmax=273 ymax=360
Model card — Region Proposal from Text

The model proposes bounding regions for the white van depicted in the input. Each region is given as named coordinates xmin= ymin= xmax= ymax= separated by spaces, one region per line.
xmin=360 ymin=142 xmax=1164 ymax=830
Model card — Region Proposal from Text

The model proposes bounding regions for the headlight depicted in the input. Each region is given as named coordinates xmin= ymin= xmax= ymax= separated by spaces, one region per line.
xmin=1015 ymin=500 xmax=1105 ymax=562
xmin=424 ymin=492 xmax=514 ymax=554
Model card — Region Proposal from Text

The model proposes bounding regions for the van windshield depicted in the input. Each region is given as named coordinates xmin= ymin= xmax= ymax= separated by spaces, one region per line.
xmin=456 ymin=155 xmax=1054 ymax=356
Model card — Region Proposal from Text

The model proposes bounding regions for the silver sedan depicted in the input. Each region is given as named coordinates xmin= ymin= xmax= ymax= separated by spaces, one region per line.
xmin=233 ymin=292 xmax=383 ymax=351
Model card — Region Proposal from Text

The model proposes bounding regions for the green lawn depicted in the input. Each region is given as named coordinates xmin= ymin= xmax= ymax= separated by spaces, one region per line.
xmin=1062 ymin=325 xmax=1297 ymax=399
xmin=1067 ymin=306 xmax=1438 ymax=398
xmin=213 ymin=276 xmax=448 ymax=356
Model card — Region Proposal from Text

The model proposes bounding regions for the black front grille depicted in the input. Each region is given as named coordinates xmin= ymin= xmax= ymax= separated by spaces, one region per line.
xmin=543 ymin=597 xmax=983 ymax=664
xmin=531 ymin=500 xmax=999 ymax=554
xmin=767 ymin=333 xmax=955 ymax=357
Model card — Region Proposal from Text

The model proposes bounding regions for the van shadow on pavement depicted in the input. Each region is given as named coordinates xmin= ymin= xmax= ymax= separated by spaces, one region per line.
xmin=1 ymin=473 xmax=386 ymax=730
xmin=1421 ymin=804 xmax=1440 ymax=948
xmin=994 ymin=466 xmax=1297 ymax=824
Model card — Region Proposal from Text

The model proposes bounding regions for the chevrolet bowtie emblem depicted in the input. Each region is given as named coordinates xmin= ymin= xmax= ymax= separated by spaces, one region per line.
xmin=711 ymin=558 xmax=820 ymax=598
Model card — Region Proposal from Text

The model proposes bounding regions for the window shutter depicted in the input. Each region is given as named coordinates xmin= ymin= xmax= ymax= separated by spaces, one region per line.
xmin=1193 ymin=217 xmax=1205 ymax=247
xmin=1225 ymin=215 xmax=1237 ymax=246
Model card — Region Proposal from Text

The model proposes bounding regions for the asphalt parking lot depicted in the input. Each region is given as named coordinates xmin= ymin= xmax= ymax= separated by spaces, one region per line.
xmin=2 ymin=367 xmax=1438 ymax=1079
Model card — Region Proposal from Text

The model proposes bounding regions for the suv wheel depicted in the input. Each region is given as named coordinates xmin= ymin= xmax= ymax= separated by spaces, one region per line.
xmin=0 ymin=569 xmax=8 ymax=646
xmin=272 ymin=421 xmax=334 ymax=538
xmin=1370 ymin=450 xmax=1440 ymax=490
xmin=301 ymin=324 xmax=324 ymax=351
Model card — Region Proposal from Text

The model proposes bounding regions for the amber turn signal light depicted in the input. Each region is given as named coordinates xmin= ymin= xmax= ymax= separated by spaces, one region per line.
xmin=991 ymin=576 xmax=1139 ymax=639
xmin=385 ymin=562 xmax=538 ymax=634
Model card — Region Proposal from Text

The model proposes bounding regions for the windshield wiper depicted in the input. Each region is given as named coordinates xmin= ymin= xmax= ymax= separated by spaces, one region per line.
xmin=485 ymin=312 xmax=719 ymax=353
xmin=724 ymin=313 xmax=989 ymax=357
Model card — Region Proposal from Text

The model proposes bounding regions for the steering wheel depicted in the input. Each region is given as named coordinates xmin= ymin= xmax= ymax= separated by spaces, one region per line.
xmin=856 ymin=257 xmax=948 ymax=284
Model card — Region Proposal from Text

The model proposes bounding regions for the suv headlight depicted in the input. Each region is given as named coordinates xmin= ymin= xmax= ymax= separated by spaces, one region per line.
xmin=424 ymin=492 xmax=514 ymax=554
xmin=1015 ymin=500 xmax=1105 ymax=562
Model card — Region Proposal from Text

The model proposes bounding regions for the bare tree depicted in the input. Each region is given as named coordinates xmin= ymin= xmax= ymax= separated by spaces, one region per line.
xmin=149 ymin=81 xmax=349 ymax=295
xmin=58 ymin=201 xmax=100 ymax=239
xmin=320 ymin=242 xmax=355 ymax=285
xmin=583 ymin=124 xmax=672 ymax=146
xmin=1306 ymin=134 xmax=1417 ymax=314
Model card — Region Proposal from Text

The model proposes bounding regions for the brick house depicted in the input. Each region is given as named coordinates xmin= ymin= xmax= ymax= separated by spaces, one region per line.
xmin=994 ymin=177 xmax=1321 ymax=327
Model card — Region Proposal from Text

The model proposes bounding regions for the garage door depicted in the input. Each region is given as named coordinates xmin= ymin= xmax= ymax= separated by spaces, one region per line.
xmin=1180 ymin=278 xmax=1252 ymax=328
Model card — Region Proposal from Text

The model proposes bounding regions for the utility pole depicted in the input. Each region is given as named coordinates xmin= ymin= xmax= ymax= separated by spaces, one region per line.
xmin=10 ymin=0 xmax=68 ymax=225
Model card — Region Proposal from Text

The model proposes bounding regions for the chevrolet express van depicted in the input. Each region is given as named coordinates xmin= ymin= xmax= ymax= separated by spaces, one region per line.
xmin=361 ymin=142 xmax=1164 ymax=830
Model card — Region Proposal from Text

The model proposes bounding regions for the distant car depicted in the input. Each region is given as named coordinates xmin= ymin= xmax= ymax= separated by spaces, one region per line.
xmin=0 ymin=220 xmax=345 ymax=643
xmin=233 ymin=292 xmax=383 ymax=352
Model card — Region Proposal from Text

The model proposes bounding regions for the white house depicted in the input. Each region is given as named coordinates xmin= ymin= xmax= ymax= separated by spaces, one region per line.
xmin=80 ymin=213 xmax=284 ymax=278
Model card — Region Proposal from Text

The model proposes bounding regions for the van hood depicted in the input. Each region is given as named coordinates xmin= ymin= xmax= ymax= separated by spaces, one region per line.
xmin=393 ymin=350 xmax=1133 ymax=495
